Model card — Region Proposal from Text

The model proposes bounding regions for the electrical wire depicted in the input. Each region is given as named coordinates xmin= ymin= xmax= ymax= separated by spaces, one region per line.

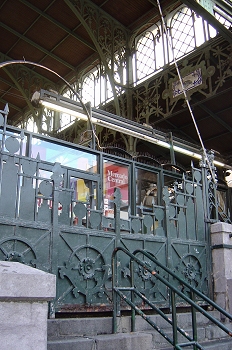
xmin=155 ymin=0 xmax=217 ymax=184
xmin=0 ymin=42 xmax=221 ymax=180
xmin=0 ymin=60 xmax=102 ymax=150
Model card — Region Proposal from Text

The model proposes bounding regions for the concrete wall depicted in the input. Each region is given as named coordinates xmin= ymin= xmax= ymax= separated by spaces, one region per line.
xmin=211 ymin=222 xmax=232 ymax=315
xmin=0 ymin=261 xmax=56 ymax=350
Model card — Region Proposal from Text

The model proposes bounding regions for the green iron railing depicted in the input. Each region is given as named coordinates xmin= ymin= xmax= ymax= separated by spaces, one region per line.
xmin=112 ymin=247 xmax=232 ymax=349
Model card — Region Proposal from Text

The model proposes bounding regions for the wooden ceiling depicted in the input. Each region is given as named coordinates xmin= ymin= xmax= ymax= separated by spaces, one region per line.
xmin=0 ymin=0 xmax=232 ymax=167
xmin=0 ymin=0 xmax=167 ymax=92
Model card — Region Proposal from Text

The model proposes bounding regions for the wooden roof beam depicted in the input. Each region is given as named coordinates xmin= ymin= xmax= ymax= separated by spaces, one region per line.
xmin=19 ymin=0 xmax=96 ymax=52
xmin=0 ymin=22 xmax=75 ymax=71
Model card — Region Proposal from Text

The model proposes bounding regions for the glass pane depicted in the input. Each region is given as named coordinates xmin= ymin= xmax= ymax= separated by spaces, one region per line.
xmin=170 ymin=7 xmax=195 ymax=59
xmin=217 ymin=189 xmax=227 ymax=219
xmin=82 ymin=72 xmax=96 ymax=105
xmin=136 ymin=169 xmax=158 ymax=213
xmin=136 ymin=32 xmax=156 ymax=81
xmin=31 ymin=137 xmax=97 ymax=172
xmin=103 ymin=160 xmax=129 ymax=219
xmin=70 ymin=177 xmax=97 ymax=225
xmin=215 ymin=6 xmax=232 ymax=29
xmin=163 ymin=173 xmax=182 ymax=204
xmin=70 ymin=177 xmax=97 ymax=204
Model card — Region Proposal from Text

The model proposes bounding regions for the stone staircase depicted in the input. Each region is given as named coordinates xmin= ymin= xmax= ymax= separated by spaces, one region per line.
xmin=47 ymin=310 xmax=232 ymax=349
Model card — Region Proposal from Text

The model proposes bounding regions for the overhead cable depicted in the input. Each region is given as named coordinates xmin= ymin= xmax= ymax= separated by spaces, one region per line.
xmin=155 ymin=0 xmax=217 ymax=183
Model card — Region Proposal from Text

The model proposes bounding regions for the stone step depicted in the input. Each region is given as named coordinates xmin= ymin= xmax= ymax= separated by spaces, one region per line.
xmin=159 ymin=338 xmax=232 ymax=350
xmin=197 ymin=338 xmax=232 ymax=350
xmin=48 ymin=333 xmax=232 ymax=350
xmin=47 ymin=311 xmax=232 ymax=350
xmin=48 ymin=332 xmax=153 ymax=350
xmin=48 ymin=311 xmax=224 ymax=337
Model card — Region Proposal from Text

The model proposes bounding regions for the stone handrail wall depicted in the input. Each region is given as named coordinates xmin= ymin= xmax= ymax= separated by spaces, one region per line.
xmin=0 ymin=262 xmax=56 ymax=350
xmin=211 ymin=222 xmax=232 ymax=315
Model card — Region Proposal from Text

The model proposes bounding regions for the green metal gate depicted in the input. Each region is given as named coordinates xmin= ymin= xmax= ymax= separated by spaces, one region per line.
xmin=0 ymin=116 xmax=216 ymax=315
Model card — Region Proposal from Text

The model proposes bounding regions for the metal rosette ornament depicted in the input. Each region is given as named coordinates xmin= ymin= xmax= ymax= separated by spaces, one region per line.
xmin=172 ymin=253 xmax=208 ymax=301
xmin=59 ymin=245 xmax=111 ymax=305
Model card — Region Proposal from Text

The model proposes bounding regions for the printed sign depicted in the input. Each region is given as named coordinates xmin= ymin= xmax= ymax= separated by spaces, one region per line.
xmin=103 ymin=161 xmax=128 ymax=215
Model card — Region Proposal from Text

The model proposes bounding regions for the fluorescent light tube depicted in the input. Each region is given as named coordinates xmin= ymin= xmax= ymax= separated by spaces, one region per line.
xmin=213 ymin=160 xmax=225 ymax=167
xmin=40 ymin=98 xmax=226 ymax=167
xmin=41 ymin=100 xmax=88 ymax=121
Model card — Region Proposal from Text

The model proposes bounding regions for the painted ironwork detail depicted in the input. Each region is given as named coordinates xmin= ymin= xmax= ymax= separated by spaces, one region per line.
xmin=0 ymin=53 xmax=57 ymax=129
xmin=89 ymin=211 xmax=102 ymax=229
xmin=0 ymin=238 xmax=37 ymax=267
xmin=0 ymin=138 xmax=19 ymax=218
xmin=200 ymin=151 xmax=218 ymax=222
xmin=19 ymin=159 xmax=37 ymax=220
xmin=172 ymin=252 xmax=208 ymax=300
xmin=73 ymin=202 xmax=86 ymax=227
xmin=130 ymin=252 xmax=166 ymax=302
xmin=133 ymin=42 xmax=229 ymax=126
xmin=135 ymin=265 xmax=161 ymax=300
xmin=137 ymin=261 xmax=153 ymax=282
xmin=0 ymin=114 xmax=213 ymax=311
xmin=59 ymin=246 xmax=111 ymax=304
xmin=174 ymin=254 xmax=203 ymax=287
xmin=37 ymin=180 xmax=53 ymax=222
xmin=131 ymin=218 xmax=141 ymax=233
xmin=69 ymin=0 xmax=127 ymax=58
xmin=131 ymin=209 xmax=165 ymax=236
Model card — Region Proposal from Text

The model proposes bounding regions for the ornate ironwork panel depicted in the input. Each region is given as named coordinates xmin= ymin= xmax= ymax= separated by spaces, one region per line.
xmin=0 ymin=115 xmax=214 ymax=314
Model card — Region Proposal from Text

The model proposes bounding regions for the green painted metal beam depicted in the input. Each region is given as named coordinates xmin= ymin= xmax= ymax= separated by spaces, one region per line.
xmin=180 ymin=0 xmax=232 ymax=43
xmin=0 ymin=76 xmax=19 ymax=91
xmin=3 ymin=67 xmax=36 ymax=117
xmin=0 ymin=53 xmax=58 ymax=87
xmin=64 ymin=0 xmax=126 ymax=115
xmin=191 ymin=97 xmax=232 ymax=133
xmin=215 ymin=0 xmax=232 ymax=17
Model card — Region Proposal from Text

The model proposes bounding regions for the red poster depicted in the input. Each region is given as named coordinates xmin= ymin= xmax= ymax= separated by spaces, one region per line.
xmin=103 ymin=161 xmax=128 ymax=215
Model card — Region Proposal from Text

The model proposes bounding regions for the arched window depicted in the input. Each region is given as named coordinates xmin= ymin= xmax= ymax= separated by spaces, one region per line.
xmin=25 ymin=116 xmax=38 ymax=133
xmin=80 ymin=5 xmax=231 ymax=103
xmin=170 ymin=7 xmax=196 ymax=59
xmin=134 ymin=28 xmax=164 ymax=82
xmin=133 ymin=5 xmax=222 ymax=85
xmin=135 ymin=31 xmax=156 ymax=81
xmin=81 ymin=66 xmax=114 ymax=106
xmin=61 ymin=5 xmax=231 ymax=110
xmin=169 ymin=6 xmax=216 ymax=60
xmin=82 ymin=71 xmax=98 ymax=106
